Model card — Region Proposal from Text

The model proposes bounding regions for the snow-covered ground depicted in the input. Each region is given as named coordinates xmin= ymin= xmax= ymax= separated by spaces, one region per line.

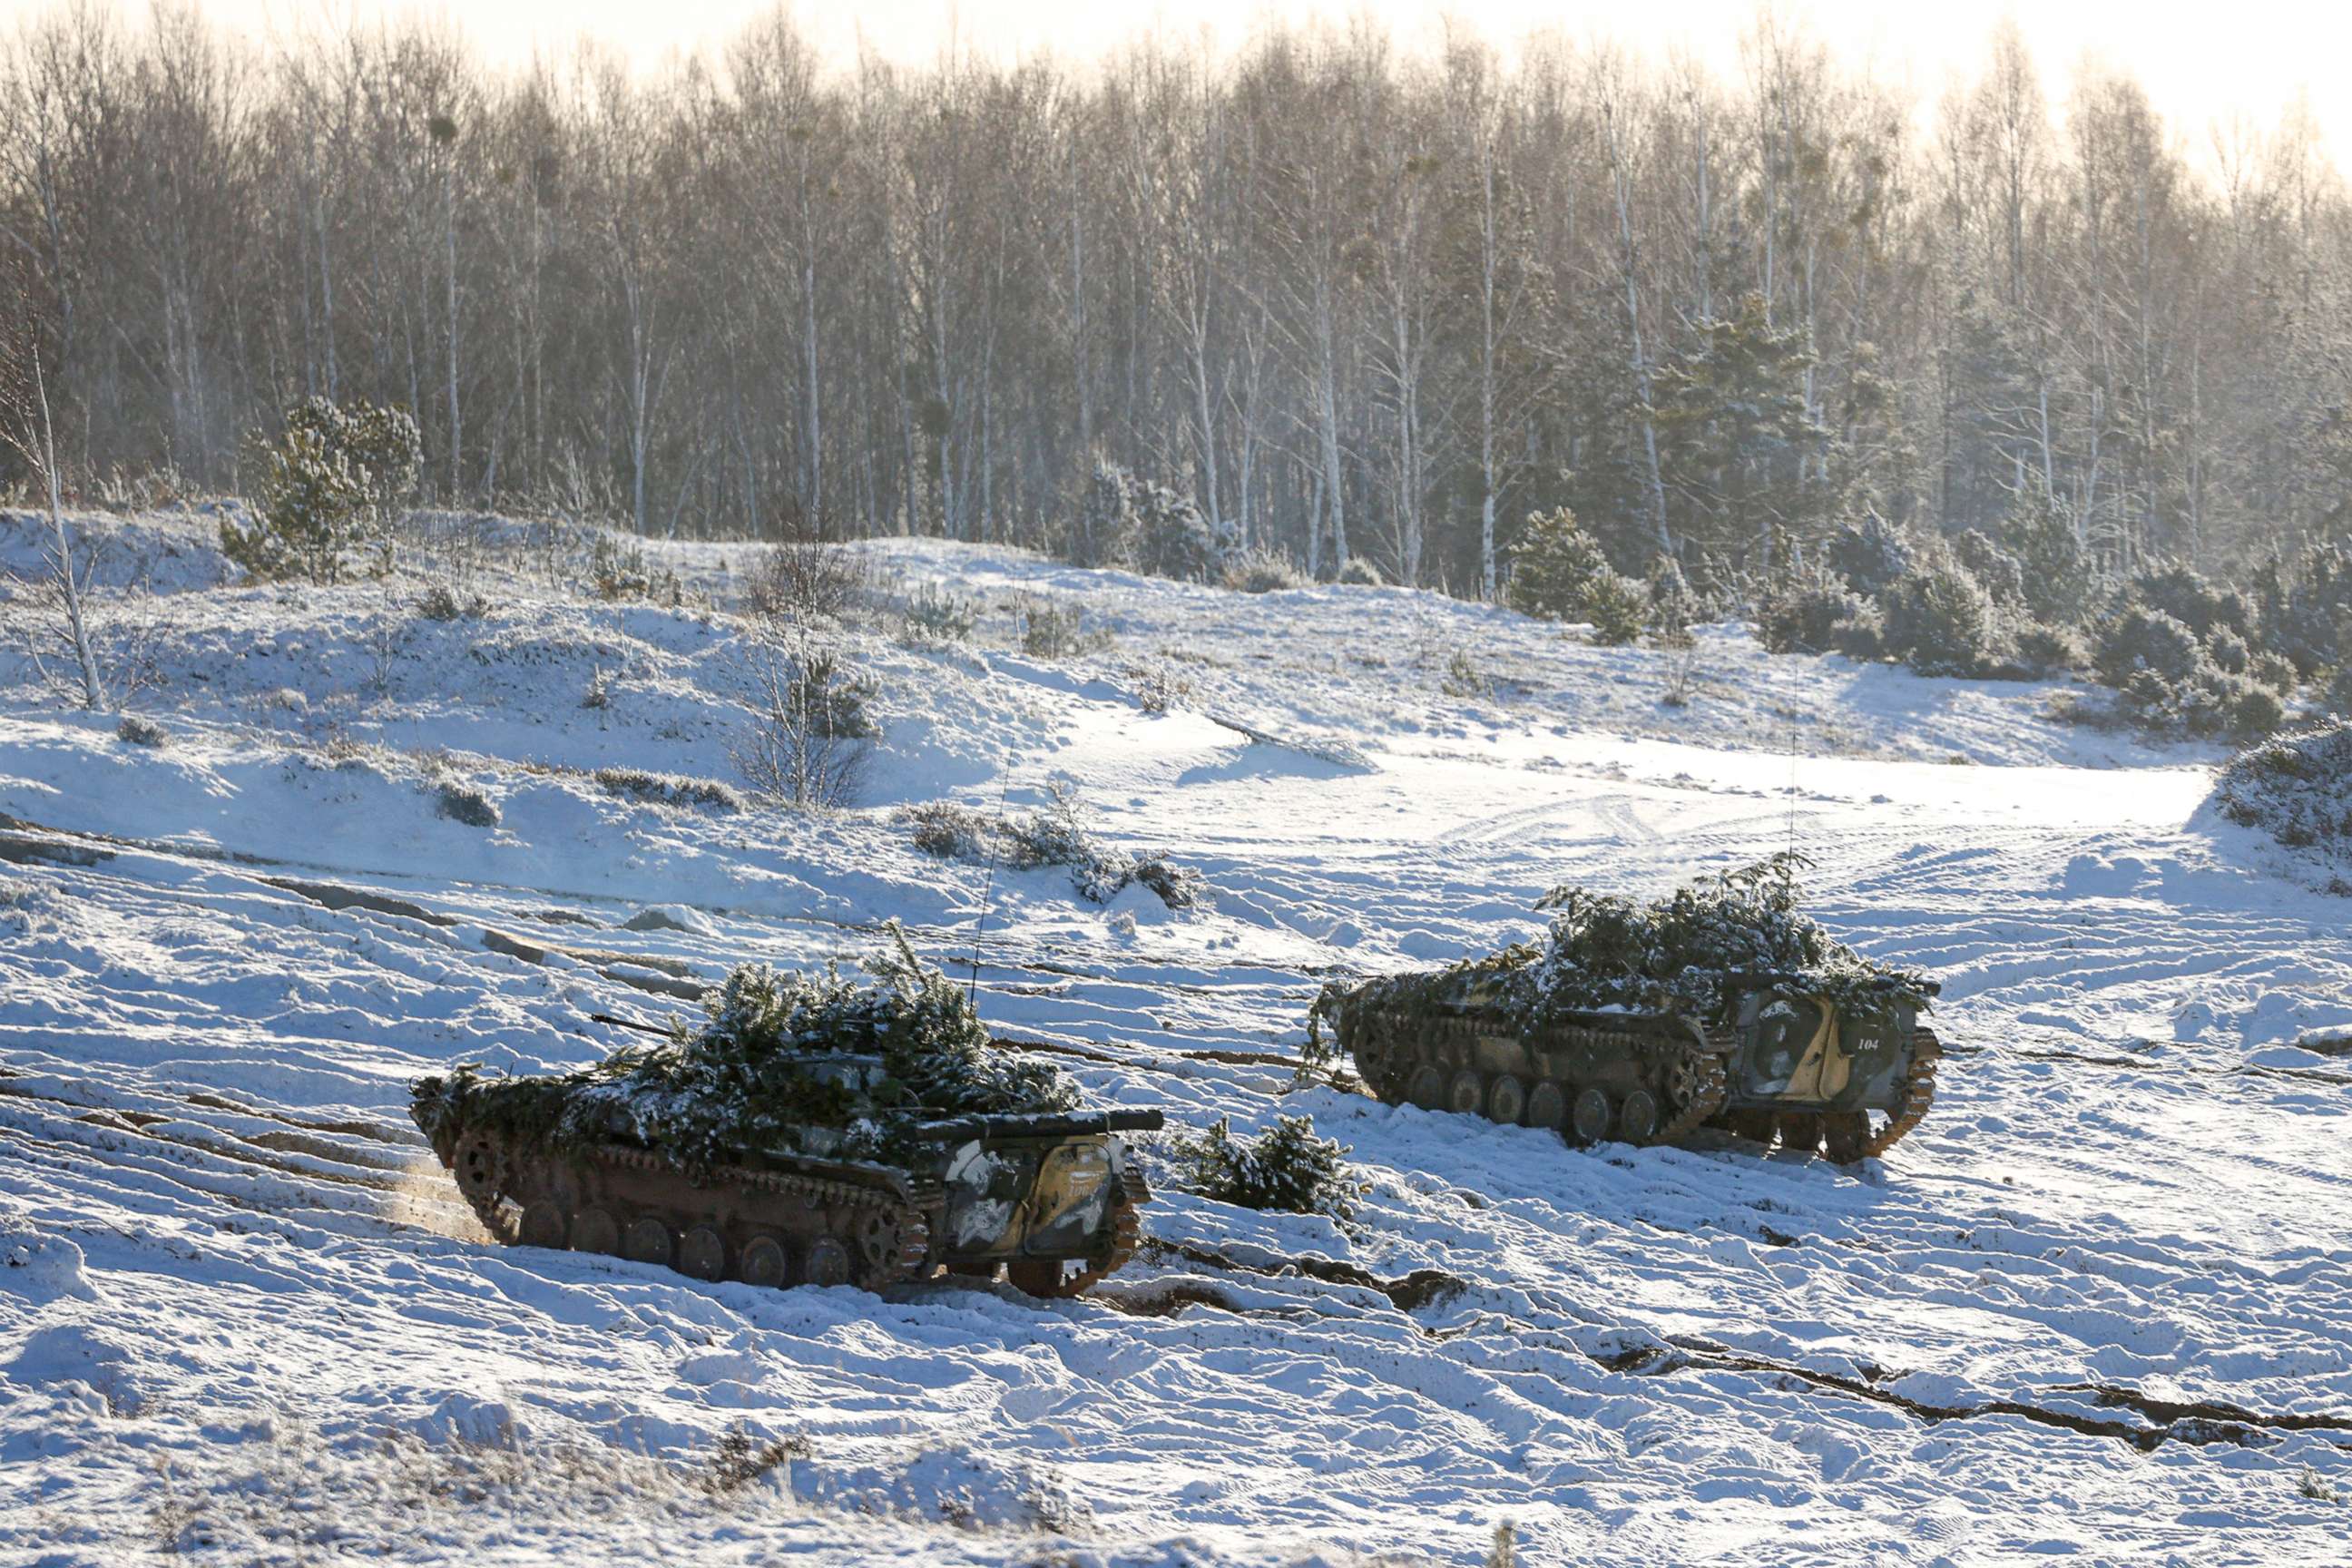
xmin=4 ymin=513 xmax=2349 ymax=1565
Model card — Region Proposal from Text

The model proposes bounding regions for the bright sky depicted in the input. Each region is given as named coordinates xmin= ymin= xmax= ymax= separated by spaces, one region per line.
xmin=18 ymin=1 xmax=2347 ymax=164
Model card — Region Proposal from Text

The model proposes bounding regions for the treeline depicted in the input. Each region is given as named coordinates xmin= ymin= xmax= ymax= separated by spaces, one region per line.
xmin=5 ymin=5 xmax=2349 ymax=593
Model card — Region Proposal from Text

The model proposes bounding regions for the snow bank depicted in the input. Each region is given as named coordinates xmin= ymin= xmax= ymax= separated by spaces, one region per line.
xmin=2 ymin=521 xmax=2347 ymax=1565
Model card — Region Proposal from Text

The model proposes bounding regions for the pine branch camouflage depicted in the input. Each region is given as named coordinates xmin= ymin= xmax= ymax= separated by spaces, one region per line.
xmin=1318 ymin=854 xmax=1933 ymax=1039
xmin=412 ymin=923 xmax=1075 ymax=1173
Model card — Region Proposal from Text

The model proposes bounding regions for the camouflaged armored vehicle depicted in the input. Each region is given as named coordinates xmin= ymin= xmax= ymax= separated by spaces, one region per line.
xmin=418 ymin=1084 xmax=1159 ymax=1295
xmin=1312 ymin=858 xmax=1942 ymax=1162
xmin=413 ymin=929 xmax=1160 ymax=1297
xmin=1318 ymin=965 xmax=1938 ymax=1161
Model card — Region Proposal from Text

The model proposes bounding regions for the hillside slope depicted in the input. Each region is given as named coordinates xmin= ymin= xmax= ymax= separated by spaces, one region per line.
xmin=3 ymin=521 xmax=2348 ymax=1565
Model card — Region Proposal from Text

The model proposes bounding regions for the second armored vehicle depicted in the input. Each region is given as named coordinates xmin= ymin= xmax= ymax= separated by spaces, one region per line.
xmin=1313 ymin=856 xmax=1942 ymax=1162
xmin=1318 ymin=963 xmax=1938 ymax=1161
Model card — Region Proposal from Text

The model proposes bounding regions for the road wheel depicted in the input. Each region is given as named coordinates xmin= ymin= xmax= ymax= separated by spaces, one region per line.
xmin=805 ymin=1236 xmax=851 ymax=1288
xmin=1777 ymin=1112 xmax=1825 ymax=1154
xmin=1821 ymin=1112 xmax=1872 ymax=1164
xmin=737 ymin=1235 xmax=789 ymax=1289
xmin=570 ymin=1207 xmax=620 ymax=1256
xmin=518 ymin=1201 xmax=567 ymax=1250
xmin=680 ymin=1225 xmax=727 ymax=1281
xmin=622 ymin=1215 xmax=674 ymax=1269
xmin=1569 ymin=1087 xmax=1613 ymax=1145
xmin=1618 ymin=1090 xmax=1660 ymax=1144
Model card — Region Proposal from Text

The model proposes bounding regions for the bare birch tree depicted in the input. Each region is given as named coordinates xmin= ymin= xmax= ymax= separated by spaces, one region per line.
xmin=4 ymin=327 xmax=104 ymax=710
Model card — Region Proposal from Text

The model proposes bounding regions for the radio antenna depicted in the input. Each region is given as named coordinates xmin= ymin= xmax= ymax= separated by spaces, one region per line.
xmin=1786 ymin=705 xmax=1801 ymax=865
xmin=965 ymin=764 xmax=1015 ymax=1007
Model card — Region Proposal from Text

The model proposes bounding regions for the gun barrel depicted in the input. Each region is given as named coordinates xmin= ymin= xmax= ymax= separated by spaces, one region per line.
xmin=917 ymin=1109 xmax=1167 ymax=1141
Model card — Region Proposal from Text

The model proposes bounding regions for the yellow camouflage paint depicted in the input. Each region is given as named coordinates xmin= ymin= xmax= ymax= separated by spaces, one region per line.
xmin=1779 ymin=1005 xmax=1853 ymax=1101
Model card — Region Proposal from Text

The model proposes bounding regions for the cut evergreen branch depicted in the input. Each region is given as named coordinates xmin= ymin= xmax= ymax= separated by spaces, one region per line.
xmin=1319 ymin=852 xmax=1933 ymax=1035
xmin=411 ymin=923 xmax=1075 ymax=1172
xmin=1165 ymin=1114 xmax=1360 ymax=1222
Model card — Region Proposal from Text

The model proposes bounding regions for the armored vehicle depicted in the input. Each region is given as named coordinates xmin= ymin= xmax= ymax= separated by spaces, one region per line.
xmin=414 ymin=930 xmax=1161 ymax=1297
xmin=1321 ymin=965 xmax=1938 ymax=1162
xmin=419 ymin=1087 xmax=1160 ymax=1296
xmin=1313 ymin=857 xmax=1943 ymax=1163
xmin=1324 ymin=967 xmax=1732 ymax=1148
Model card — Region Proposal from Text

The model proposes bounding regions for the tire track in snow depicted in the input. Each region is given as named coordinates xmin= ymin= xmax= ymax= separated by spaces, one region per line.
xmin=9 ymin=715 xmax=2352 ymax=1559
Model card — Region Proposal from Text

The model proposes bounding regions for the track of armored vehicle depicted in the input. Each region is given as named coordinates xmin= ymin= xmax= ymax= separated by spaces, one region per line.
xmin=1324 ymin=975 xmax=1940 ymax=1161
xmin=1337 ymin=996 xmax=1737 ymax=1147
xmin=425 ymin=1105 xmax=1161 ymax=1298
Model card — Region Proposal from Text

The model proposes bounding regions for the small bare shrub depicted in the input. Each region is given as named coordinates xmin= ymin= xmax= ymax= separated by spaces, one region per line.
xmin=588 ymin=534 xmax=680 ymax=603
xmin=1440 ymin=650 xmax=1490 ymax=700
xmin=116 ymin=713 xmax=168 ymax=748
xmin=900 ymin=785 xmax=1208 ymax=908
xmin=1224 ymin=546 xmax=1308 ymax=593
xmin=899 ymin=583 xmax=980 ymax=647
xmin=703 ymin=1424 xmax=811 ymax=1495
xmin=734 ymin=639 xmax=877 ymax=810
xmin=1128 ymin=661 xmax=1191 ymax=714
xmin=0 ymin=875 xmax=59 ymax=935
xmin=1661 ymin=646 xmax=1700 ymax=708
xmin=87 ymin=462 xmax=189 ymax=514
xmin=745 ymin=540 xmax=866 ymax=623
xmin=592 ymin=767 xmax=743 ymax=813
xmin=1000 ymin=784 xmax=1128 ymax=900
xmin=149 ymin=1487 xmax=212 ymax=1553
xmin=435 ymin=780 xmax=500 ymax=828
xmin=1646 ymin=555 xmax=1700 ymax=646
xmin=361 ymin=607 xmax=405 ymax=698
xmin=320 ymin=731 xmax=386 ymax=769
xmin=581 ymin=666 xmax=613 ymax=710
xmin=1017 ymin=596 xmax=1105 ymax=659
xmin=902 ymin=800 xmax=995 ymax=858
xmin=416 ymin=582 xmax=488 ymax=621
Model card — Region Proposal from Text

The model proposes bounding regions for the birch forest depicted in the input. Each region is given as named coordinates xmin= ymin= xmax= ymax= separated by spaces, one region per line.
xmin=5 ymin=4 xmax=2348 ymax=592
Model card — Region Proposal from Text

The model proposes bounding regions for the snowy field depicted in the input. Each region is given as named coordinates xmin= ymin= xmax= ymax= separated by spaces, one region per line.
xmin=3 ymin=512 xmax=2350 ymax=1565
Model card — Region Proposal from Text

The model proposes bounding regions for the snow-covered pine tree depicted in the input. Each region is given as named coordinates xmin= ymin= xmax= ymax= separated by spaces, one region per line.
xmin=1072 ymin=458 xmax=1138 ymax=569
xmin=1504 ymin=507 xmax=1612 ymax=622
